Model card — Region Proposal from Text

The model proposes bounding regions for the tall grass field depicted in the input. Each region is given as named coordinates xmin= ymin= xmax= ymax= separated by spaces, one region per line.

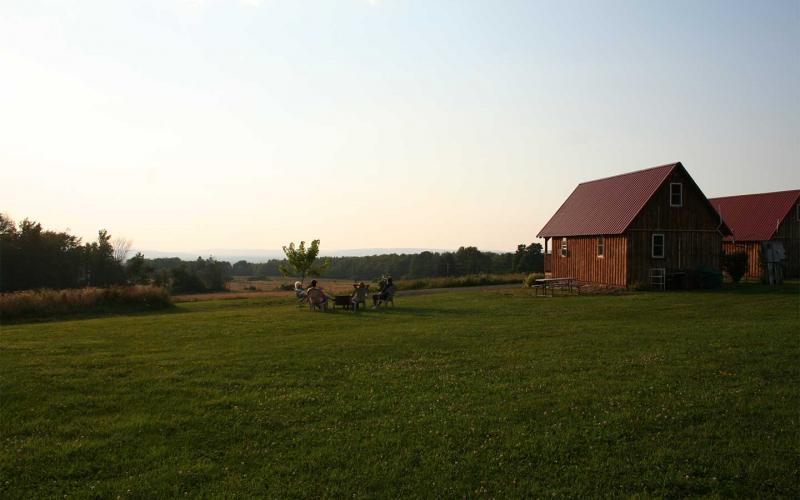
xmin=0 ymin=286 xmax=172 ymax=322
xmin=1 ymin=285 xmax=798 ymax=497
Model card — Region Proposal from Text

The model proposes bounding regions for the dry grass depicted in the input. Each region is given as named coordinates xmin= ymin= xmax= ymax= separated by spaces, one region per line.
xmin=396 ymin=273 xmax=527 ymax=291
xmin=176 ymin=275 xmax=529 ymax=303
xmin=227 ymin=277 xmax=361 ymax=294
xmin=0 ymin=286 xmax=172 ymax=321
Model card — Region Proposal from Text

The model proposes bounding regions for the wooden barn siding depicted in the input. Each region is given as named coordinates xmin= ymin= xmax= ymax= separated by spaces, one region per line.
xmin=549 ymin=235 xmax=627 ymax=286
xmin=721 ymin=205 xmax=800 ymax=279
xmin=628 ymin=168 xmax=723 ymax=232
xmin=627 ymin=230 xmax=723 ymax=285
xmin=722 ymin=241 xmax=762 ymax=280
xmin=776 ymin=207 xmax=800 ymax=278
xmin=626 ymin=167 xmax=724 ymax=286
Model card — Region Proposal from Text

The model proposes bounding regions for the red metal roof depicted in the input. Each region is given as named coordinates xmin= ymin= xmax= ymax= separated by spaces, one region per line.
xmin=709 ymin=190 xmax=800 ymax=242
xmin=538 ymin=163 xmax=681 ymax=237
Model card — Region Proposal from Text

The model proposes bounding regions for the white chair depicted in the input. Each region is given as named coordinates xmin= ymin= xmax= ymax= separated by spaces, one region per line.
xmin=295 ymin=289 xmax=307 ymax=308
xmin=648 ymin=268 xmax=666 ymax=290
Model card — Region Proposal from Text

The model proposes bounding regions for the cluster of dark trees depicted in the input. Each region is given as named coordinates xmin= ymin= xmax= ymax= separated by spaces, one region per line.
xmin=1 ymin=214 xmax=542 ymax=292
xmin=0 ymin=215 xmax=128 ymax=292
xmin=147 ymin=257 xmax=232 ymax=293
xmin=223 ymin=244 xmax=544 ymax=280
xmin=0 ymin=215 xmax=230 ymax=293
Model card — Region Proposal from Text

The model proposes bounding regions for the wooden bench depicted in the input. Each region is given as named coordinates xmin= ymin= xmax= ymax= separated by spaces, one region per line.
xmin=531 ymin=277 xmax=579 ymax=296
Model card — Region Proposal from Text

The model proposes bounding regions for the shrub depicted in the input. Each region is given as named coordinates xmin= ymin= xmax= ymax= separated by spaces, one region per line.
xmin=721 ymin=252 xmax=749 ymax=283
xmin=693 ymin=266 xmax=723 ymax=289
xmin=0 ymin=286 xmax=172 ymax=322
xmin=168 ymin=257 xmax=230 ymax=294
xmin=627 ymin=281 xmax=649 ymax=291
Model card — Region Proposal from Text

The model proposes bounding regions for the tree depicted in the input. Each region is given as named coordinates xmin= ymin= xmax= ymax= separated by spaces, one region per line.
xmin=513 ymin=242 xmax=544 ymax=273
xmin=232 ymin=260 xmax=253 ymax=276
xmin=278 ymin=240 xmax=329 ymax=285
xmin=125 ymin=252 xmax=152 ymax=284
xmin=113 ymin=238 xmax=133 ymax=263
xmin=84 ymin=229 xmax=126 ymax=287
xmin=455 ymin=246 xmax=488 ymax=275
xmin=0 ymin=216 xmax=85 ymax=291
xmin=166 ymin=257 xmax=230 ymax=294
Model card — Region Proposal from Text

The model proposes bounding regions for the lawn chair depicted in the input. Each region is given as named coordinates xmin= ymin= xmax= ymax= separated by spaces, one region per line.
xmin=295 ymin=289 xmax=307 ymax=308
xmin=306 ymin=288 xmax=328 ymax=312
xmin=351 ymin=285 xmax=369 ymax=311
xmin=374 ymin=289 xmax=395 ymax=308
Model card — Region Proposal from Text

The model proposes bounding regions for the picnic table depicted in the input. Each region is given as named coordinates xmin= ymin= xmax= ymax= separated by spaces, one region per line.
xmin=531 ymin=277 xmax=578 ymax=296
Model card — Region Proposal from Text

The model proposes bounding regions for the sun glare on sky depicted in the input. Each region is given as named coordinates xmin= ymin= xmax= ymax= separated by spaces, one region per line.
xmin=1 ymin=0 xmax=797 ymax=253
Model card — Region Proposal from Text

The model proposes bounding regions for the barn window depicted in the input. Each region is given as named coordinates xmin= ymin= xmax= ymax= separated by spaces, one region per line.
xmin=670 ymin=183 xmax=683 ymax=207
xmin=652 ymin=233 xmax=665 ymax=258
xmin=597 ymin=236 xmax=605 ymax=257
xmin=561 ymin=237 xmax=568 ymax=257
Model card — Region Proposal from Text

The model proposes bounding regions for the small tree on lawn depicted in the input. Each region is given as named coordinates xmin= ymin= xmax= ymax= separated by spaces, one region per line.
xmin=279 ymin=239 xmax=329 ymax=285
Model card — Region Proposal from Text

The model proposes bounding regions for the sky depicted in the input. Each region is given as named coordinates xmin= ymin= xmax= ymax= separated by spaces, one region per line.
xmin=1 ymin=0 xmax=798 ymax=254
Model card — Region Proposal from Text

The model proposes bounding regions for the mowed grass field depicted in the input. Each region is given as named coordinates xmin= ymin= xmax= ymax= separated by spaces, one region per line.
xmin=1 ymin=286 xmax=798 ymax=497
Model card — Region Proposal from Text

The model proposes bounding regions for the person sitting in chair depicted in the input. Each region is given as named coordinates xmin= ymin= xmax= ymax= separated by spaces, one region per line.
xmin=294 ymin=281 xmax=307 ymax=300
xmin=306 ymin=280 xmax=331 ymax=311
xmin=372 ymin=277 xmax=396 ymax=308
xmin=351 ymin=282 xmax=368 ymax=311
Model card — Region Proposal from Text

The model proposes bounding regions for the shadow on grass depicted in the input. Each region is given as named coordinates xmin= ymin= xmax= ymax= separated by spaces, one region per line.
xmin=664 ymin=282 xmax=800 ymax=296
xmin=1 ymin=304 xmax=187 ymax=326
xmin=717 ymin=282 xmax=800 ymax=295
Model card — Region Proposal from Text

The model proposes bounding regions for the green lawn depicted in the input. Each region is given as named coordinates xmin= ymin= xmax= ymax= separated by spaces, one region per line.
xmin=1 ymin=286 xmax=798 ymax=497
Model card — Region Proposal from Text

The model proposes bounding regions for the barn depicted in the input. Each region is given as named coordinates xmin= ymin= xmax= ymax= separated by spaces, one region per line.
xmin=709 ymin=190 xmax=800 ymax=281
xmin=538 ymin=162 xmax=731 ymax=288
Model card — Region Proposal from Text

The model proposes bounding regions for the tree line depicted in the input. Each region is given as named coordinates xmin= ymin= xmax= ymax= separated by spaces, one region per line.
xmin=1 ymin=215 xmax=128 ymax=292
xmin=0 ymin=214 xmax=542 ymax=293
xmin=0 ymin=215 xmax=230 ymax=294
xmin=220 ymin=244 xmax=543 ymax=281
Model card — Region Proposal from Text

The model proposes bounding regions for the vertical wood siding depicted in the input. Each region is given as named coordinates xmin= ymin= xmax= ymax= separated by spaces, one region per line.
xmin=627 ymin=231 xmax=723 ymax=285
xmin=626 ymin=168 xmax=724 ymax=286
xmin=722 ymin=241 xmax=762 ymax=280
xmin=776 ymin=208 xmax=800 ymax=278
xmin=548 ymin=235 xmax=627 ymax=286
xmin=721 ymin=209 xmax=799 ymax=280
xmin=627 ymin=169 xmax=723 ymax=232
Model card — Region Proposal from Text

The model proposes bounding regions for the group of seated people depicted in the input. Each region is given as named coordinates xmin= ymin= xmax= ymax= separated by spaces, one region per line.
xmin=294 ymin=278 xmax=396 ymax=311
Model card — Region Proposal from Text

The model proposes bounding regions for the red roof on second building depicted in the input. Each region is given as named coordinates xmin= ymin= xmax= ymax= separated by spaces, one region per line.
xmin=709 ymin=190 xmax=800 ymax=242
xmin=538 ymin=162 xmax=681 ymax=237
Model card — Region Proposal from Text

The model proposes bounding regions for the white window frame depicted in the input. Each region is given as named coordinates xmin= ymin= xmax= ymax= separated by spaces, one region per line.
xmin=652 ymin=233 xmax=665 ymax=259
xmin=597 ymin=236 xmax=605 ymax=257
xmin=561 ymin=237 xmax=568 ymax=257
xmin=670 ymin=183 xmax=683 ymax=207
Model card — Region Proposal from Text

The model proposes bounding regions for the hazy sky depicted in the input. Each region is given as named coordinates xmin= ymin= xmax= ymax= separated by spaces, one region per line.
xmin=2 ymin=0 xmax=798 ymax=253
